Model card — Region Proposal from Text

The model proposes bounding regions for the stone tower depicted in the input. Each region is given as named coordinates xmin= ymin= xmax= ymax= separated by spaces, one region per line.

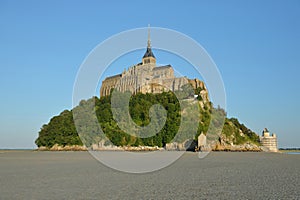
xmin=142 ymin=26 xmax=156 ymax=65
xmin=260 ymin=128 xmax=278 ymax=152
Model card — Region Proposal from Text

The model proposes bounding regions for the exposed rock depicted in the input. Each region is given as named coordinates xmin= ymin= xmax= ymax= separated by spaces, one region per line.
xmin=91 ymin=142 xmax=122 ymax=151
xmin=91 ymin=140 xmax=164 ymax=151
xmin=165 ymin=140 xmax=195 ymax=151
xmin=165 ymin=142 xmax=179 ymax=151
xmin=37 ymin=146 xmax=48 ymax=151
xmin=38 ymin=144 xmax=87 ymax=151
xmin=211 ymin=142 xmax=262 ymax=152
xmin=123 ymin=146 xmax=164 ymax=151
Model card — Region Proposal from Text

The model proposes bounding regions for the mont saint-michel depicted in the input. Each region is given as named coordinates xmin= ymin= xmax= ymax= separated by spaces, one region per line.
xmin=35 ymin=30 xmax=277 ymax=153
xmin=2 ymin=1 xmax=300 ymax=199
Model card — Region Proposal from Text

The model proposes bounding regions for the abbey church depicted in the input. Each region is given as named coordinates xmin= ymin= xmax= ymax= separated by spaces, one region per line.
xmin=100 ymin=29 xmax=207 ymax=99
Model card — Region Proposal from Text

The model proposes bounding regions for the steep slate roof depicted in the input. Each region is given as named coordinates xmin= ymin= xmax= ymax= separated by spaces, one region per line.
xmin=143 ymin=47 xmax=155 ymax=58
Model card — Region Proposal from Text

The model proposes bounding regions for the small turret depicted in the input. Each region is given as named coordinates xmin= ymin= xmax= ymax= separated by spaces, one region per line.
xmin=262 ymin=128 xmax=270 ymax=137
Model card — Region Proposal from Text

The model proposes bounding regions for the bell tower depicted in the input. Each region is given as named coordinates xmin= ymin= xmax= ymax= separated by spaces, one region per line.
xmin=142 ymin=25 xmax=156 ymax=65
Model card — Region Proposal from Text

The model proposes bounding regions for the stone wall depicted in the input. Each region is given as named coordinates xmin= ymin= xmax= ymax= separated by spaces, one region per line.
xmin=100 ymin=62 xmax=207 ymax=98
xmin=100 ymin=74 xmax=121 ymax=97
xmin=260 ymin=135 xmax=278 ymax=152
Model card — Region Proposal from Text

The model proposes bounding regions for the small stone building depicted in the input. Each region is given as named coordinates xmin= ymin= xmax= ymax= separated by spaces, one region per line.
xmin=260 ymin=128 xmax=278 ymax=152
xmin=198 ymin=133 xmax=207 ymax=147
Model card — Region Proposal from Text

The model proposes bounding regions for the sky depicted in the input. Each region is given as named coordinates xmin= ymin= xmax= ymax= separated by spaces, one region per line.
xmin=0 ymin=0 xmax=299 ymax=148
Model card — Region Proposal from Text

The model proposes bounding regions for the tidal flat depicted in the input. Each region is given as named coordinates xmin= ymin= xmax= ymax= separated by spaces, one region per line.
xmin=0 ymin=151 xmax=299 ymax=199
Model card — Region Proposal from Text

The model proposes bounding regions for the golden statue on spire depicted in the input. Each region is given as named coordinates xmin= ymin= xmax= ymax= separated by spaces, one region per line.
xmin=147 ymin=24 xmax=151 ymax=48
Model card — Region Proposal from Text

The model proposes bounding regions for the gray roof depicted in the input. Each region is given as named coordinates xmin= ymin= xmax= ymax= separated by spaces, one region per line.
xmin=105 ymin=74 xmax=122 ymax=80
xmin=153 ymin=65 xmax=172 ymax=71
xmin=143 ymin=47 xmax=155 ymax=58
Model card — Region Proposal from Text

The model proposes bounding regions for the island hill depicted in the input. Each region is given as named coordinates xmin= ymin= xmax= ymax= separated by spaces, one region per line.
xmin=35 ymin=34 xmax=276 ymax=152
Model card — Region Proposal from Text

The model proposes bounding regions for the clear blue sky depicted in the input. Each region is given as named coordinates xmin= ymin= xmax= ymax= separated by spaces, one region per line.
xmin=0 ymin=0 xmax=299 ymax=148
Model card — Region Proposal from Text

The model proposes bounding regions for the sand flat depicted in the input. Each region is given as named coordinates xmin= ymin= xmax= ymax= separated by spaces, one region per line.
xmin=0 ymin=151 xmax=299 ymax=199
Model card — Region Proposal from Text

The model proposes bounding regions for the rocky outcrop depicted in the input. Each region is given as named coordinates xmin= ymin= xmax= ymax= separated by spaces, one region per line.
xmin=123 ymin=146 xmax=164 ymax=151
xmin=91 ymin=140 xmax=164 ymax=151
xmin=38 ymin=144 xmax=87 ymax=151
xmin=165 ymin=140 xmax=197 ymax=151
xmin=212 ymin=142 xmax=262 ymax=152
xmin=91 ymin=145 xmax=164 ymax=151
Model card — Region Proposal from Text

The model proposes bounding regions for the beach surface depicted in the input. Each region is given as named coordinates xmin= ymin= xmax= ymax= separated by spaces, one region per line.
xmin=0 ymin=151 xmax=299 ymax=199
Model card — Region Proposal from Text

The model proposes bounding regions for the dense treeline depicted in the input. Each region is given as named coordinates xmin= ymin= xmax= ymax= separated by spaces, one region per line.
xmin=35 ymin=110 xmax=82 ymax=147
xmin=97 ymin=91 xmax=181 ymax=147
xmin=35 ymin=89 xmax=259 ymax=148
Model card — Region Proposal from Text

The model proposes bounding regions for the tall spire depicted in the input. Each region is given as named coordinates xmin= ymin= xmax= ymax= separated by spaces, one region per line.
xmin=143 ymin=24 xmax=155 ymax=59
xmin=147 ymin=24 xmax=151 ymax=48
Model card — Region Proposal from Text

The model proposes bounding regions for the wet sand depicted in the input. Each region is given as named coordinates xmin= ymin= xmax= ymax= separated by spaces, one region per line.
xmin=0 ymin=151 xmax=299 ymax=199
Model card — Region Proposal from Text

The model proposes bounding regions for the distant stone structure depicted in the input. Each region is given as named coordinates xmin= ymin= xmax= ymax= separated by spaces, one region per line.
xmin=100 ymin=27 xmax=208 ymax=100
xmin=260 ymin=128 xmax=278 ymax=152
xmin=197 ymin=133 xmax=210 ymax=152
xmin=198 ymin=133 xmax=207 ymax=147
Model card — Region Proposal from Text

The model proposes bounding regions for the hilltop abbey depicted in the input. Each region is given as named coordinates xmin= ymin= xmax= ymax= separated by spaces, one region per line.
xmin=100 ymin=28 xmax=207 ymax=99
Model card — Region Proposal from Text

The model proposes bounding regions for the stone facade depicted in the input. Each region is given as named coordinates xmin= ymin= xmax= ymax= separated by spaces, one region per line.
xmin=260 ymin=128 xmax=278 ymax=152
xmin=198 ymin=133 xmax=207 ymax=147
xmin=100 ymin=32 xmax=207 ymax=98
